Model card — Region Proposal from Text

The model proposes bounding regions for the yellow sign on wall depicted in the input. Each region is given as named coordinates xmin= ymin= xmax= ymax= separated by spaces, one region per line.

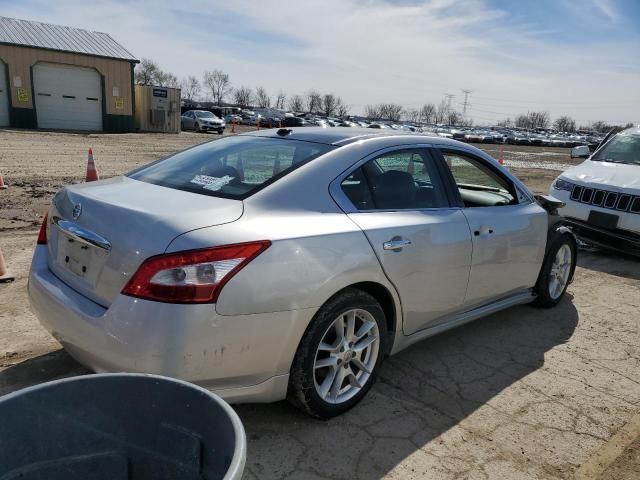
xmin=115 ymin=97 xmax=124 ymax=110
xmin=16 ymin=87 xmax=29 ymax=102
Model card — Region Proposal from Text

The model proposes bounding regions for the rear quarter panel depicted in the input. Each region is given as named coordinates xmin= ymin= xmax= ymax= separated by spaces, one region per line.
xmin=167 ymin=212 xmax=400 ymax=317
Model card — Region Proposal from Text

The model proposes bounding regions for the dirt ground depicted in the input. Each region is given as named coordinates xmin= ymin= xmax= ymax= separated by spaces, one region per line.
xmin=0 ymin=129 xmax=638 ymax=479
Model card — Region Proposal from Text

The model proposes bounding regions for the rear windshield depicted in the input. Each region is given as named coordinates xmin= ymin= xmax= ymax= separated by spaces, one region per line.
xmin=592 ymin=132 xmax=640 ymax=166
xmin=128 ymin=136 xmax=334 ymax=199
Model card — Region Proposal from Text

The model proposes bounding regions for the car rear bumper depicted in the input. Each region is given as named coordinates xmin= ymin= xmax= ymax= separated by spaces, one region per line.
xmin=28 ymin=245 xmax=312 ymax=402
xmin=564 ymin=217 xmax=640 ymax=257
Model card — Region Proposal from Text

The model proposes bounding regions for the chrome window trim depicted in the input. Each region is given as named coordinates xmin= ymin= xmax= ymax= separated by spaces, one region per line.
xmin=329 ymin=143 xmax=449 ymax=214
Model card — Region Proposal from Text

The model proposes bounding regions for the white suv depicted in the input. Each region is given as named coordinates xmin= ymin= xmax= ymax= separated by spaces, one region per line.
xmin=550 ymin=126 xmax=640 ymax=256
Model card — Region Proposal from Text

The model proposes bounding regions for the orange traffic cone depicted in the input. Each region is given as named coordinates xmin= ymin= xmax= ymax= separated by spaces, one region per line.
xmin=0 ymin=246 xmax=14 ymax=283
xmin=498 ymin=148 xmax=505 ymax=166
xmin=0 ymin=173 xmax=7 ymax=189
xmin=85 ymin=148 xmax=99 ymax=182
xmin=231 ymin=119 xmax=236 ymax=134
xmin=256 ymin=119 xmax=261 ymax=131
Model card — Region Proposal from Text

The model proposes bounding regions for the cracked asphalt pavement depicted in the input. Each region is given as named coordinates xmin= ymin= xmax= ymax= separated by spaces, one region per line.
xmin=1 ymin=130 xmax=639 ymax=479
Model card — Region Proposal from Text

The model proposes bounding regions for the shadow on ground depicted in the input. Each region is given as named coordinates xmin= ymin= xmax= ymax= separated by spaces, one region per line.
xmin=236 ymin=298 xmax=579 ymax=479
xmin=0 ymin=350 xmax=89 ymax=396
xmin=577 ymin=249 xmax=640 ymax=281
xmin=0 ymin=298 xmax=579 ymax=479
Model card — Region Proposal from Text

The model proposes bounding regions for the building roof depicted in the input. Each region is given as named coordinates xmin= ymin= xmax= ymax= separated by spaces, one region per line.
xmin=0 ymin=16 xmax=138 ymax=62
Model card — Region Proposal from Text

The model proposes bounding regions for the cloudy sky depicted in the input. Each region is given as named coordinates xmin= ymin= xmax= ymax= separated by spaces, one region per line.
xmin=2 ymin=0 xmax=639 ymax=125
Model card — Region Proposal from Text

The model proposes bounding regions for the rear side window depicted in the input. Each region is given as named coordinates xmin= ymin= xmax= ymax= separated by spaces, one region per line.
xmin=341 ymin=149 xmax=448 ymax=210
xmin=129 ymin=136 xmax=333 ymax=199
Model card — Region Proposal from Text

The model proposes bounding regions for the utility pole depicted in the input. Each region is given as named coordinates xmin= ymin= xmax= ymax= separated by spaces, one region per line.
xmin=461 ymin=89 xmax=472 ymax=116
xmin=444 ymin=93 xmax=456 ymax=113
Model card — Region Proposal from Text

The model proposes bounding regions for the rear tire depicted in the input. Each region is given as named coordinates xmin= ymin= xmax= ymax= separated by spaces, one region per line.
xmin=288 ymin=288 xmax=387 ymax=419
xmin=534 ymin=234 xmax=576 ymax=308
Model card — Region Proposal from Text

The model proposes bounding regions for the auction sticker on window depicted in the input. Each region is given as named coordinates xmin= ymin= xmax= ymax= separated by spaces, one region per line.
xmin=190 ymin=174 xmax=235 ymax=191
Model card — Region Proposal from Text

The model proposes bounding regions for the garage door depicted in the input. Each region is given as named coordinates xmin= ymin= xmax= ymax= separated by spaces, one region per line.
xmin=33 ymin=63 xmax=102 ymax=131
xmin=0 ymin=63 xmax=9 ymax=127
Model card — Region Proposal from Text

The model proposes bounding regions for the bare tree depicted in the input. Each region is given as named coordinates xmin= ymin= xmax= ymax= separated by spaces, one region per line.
xmin=515 ymin=111 xmax=551 ymax=129
xmin=365 ymin=103 xmax=404 ymax=122
xmin=203 ymin=69 xmax=232 ymax=106
xmin=135 ymin=58 xmax=160 ymax=85
xmin=404 ymin=108 xmax=420 ymax=123
xmin=288 ymin=94 xmax=304 ymax=112
xmin=365 ymin=104 xmax=381 ymax=120
xmin=181 ymin=76 xmax=201 ymax=103
xmin=419 ymin=104 xmax=436 ymax=124
xmin=497 ymin=118 xmax=514 ymax=127
xmin=553 ymin=116 xmax=576 ymax=132
xmin=233 ymin=86 xmax=254 ymax=109
xmin=446 ymin=110 xmax=464 ymax=126
xmin=322 ymin=93 xmax=339 ymax=117
xmin=434 ymin=100 xmax=449 ymax=124
xmin=306 ymin=90 xmax=322 ymax=114
xmin=336 ymin=100 xmax=349 ymax=118
xmin=135 ymin=58 xmax=178 ymax=87
xmin=255 ymin=86 xmax=271 ymax=108
xmin=275 ymin=91 xmax=287 ymax=110
xmin=156 ymin=72 xmax=179 ymax=88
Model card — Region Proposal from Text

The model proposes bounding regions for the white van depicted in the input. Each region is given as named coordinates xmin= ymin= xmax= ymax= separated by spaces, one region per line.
xmin=550 ymin=126 xmax=640 ymax=256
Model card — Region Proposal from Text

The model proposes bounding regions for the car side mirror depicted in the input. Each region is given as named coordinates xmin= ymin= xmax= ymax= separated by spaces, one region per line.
xmin=535 ymin=194 xmax=565 ymax=215
xmin=571 ymin=145 xmax=590 ymax=159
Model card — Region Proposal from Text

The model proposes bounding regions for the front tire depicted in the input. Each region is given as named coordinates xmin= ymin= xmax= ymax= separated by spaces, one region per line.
xmin=534 ymin=234 xmax=576 ymax=308
xmin=288 ymin=288 xmax=387 ymax=418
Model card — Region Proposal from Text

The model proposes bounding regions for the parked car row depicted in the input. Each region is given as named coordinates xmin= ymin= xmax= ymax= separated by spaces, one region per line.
xmin=431 ymin=127 xmax=604 ymax=148
xmin=182 ymin=108 xmax=605 ymax=149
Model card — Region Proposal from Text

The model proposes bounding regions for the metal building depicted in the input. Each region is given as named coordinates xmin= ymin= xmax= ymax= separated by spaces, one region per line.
xmin=0 ymin=16 xmax=138 ymax=132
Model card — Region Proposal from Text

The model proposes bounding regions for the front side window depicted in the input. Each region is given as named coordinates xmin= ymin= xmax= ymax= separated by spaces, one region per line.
xmin=441 ymin=151 xmax=516 ymax=207
xmin=195 ymin=111 xmax=215 ymax=118
xmin=129 ymin=136 xmax=333 ymax=199
xmin=341 ymin=149 xmax=448 ymax=210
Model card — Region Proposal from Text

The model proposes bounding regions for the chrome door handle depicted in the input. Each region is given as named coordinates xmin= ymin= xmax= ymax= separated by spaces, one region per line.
xmin=383 ymin=239 xmax=412 ymax=251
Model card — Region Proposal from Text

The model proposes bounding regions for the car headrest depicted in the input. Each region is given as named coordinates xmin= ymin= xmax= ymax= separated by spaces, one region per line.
xmin=373 ymin=170 xmax=417 ymax=209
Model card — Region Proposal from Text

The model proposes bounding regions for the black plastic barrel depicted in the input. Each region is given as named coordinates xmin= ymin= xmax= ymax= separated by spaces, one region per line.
xmin=0 ymin=373 xmax=246 ymax=480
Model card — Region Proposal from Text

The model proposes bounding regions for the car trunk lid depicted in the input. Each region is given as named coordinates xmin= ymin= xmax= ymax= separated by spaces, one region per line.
xmin=46 ymin=176 xmax=243 ymax=307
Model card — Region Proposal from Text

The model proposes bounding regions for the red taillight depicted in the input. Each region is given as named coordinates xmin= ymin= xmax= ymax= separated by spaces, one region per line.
xmin=37 ymin=213 xmax=48 ymax=245
xmin=121 ymin=241 xmax=271 ymax=304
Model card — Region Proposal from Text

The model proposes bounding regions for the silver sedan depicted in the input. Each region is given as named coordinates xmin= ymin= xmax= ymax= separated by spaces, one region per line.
xmin=29 ymin=128 xmax=576 ymax=418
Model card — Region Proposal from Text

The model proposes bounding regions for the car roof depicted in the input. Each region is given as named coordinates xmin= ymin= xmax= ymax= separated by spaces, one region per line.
xmin=238 ymin=126 xmax=462 ymax=147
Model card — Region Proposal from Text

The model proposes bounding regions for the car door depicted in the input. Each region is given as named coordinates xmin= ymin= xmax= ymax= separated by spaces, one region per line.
xmin=335 ymin=146 xmax=473 ymax=335
xmin=182 ymin=111 xmax=194 ymax=129
xmin=437 ymin=148 xmax=548 ymax=307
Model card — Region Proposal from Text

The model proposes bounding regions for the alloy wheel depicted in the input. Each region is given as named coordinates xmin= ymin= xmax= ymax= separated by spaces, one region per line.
xmin=549 ymin=244 xmax=572 ymax=299
xmin=313 ymin=308 xmax=380 ymax=404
